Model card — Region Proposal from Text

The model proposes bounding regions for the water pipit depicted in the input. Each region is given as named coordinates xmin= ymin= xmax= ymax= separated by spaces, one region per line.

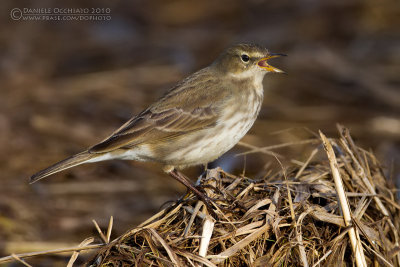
xmin=30 ymin=43 xmax=285 ymax=216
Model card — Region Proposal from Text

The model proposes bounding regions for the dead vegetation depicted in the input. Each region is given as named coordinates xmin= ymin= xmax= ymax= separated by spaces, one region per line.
xmin=81 ymin=125 xmax=398 ymax=266
xmin=1 ymin=125 xmax=399 ymax=266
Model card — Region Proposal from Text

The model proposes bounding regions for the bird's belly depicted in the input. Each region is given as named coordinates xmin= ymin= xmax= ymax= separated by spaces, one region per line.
xmin=161 ymin=111 xmax=258 ymax=167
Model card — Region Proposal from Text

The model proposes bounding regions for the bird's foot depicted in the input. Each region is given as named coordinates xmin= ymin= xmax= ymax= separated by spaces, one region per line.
xmin=168 ymin=169 xmax=218 ymax=218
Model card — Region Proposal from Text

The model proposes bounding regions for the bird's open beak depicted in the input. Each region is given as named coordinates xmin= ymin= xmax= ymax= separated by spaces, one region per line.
xmin=257 ymin=53 xmax=286 ymax=73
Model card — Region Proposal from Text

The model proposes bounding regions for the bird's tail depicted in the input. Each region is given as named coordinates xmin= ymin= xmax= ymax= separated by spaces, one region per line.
xmin=30 ymin=151 xmax=96 ymax=184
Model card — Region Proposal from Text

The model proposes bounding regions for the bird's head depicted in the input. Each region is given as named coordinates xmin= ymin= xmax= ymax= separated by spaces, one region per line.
xmin=213 ymin=43 xmax=286 ymax=78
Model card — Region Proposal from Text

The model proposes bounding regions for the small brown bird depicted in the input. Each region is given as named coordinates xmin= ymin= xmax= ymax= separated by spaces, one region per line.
xmin=30 ymin=43 xmax=285 ymax=215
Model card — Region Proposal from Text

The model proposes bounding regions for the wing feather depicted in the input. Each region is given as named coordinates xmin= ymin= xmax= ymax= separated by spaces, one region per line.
xmin=89 ymin=107 xmax=218 ymax=153
xmin=89 ymin=67 xmax=228 ymax=153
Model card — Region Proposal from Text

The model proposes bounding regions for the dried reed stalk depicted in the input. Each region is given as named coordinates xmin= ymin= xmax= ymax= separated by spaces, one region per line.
xmin=320 ymin=131 xmax=367 ymax=267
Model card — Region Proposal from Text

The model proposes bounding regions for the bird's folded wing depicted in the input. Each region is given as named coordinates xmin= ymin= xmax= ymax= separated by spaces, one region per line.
xmin=89 ymin=106 xmax=218 ymax=153
xmin=89 ymin=67 xmax=229 ymax=153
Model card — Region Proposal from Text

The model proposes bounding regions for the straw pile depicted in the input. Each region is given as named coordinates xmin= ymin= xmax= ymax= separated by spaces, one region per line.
xmin=86 ymin=125 xmax=399 ymax=266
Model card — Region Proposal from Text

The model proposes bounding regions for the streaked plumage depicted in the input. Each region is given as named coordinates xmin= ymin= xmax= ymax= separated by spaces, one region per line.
xmin=30 ymin=43 xmax=285 ymax=216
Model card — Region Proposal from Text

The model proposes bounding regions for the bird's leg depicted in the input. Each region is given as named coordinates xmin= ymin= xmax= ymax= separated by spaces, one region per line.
xmin=195 ymin=164 xmax=208 ymax=186
xmin=167 ymin=168 xmax=216 ymax=217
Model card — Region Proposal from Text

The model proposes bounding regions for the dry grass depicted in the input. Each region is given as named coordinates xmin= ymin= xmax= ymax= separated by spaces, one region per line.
xmin=87 ymin=125 xmax=400 ymax=266
xmin=1 ymin=125 xmax=399 ymax=266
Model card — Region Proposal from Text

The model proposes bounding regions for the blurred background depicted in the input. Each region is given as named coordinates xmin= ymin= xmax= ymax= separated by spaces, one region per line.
xmin=0 ymin=0 xmax=399 ymax=265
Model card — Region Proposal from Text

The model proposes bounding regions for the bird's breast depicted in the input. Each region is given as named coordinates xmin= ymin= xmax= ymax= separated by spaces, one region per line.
xmin=160 ymin=87 xmax=263 ymax=167
xmin=219 ymin=87 xmax=264 ymax=142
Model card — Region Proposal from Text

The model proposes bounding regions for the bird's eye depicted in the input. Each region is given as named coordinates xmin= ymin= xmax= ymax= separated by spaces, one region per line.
xmin=241 ymin=54 xmax=250 ymax=62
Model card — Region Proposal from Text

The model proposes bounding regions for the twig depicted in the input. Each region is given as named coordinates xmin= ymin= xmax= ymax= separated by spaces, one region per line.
xmin=11 ymin=254 xmax=33 ymax=267
xmin=67 ymin=237 xmax=94 ymax=267
xmin=237 ymin=139 xmax=317 ymax=156
xmin=273 ymin=153 xmax=309 ymax=266
xmin=106 ymin=216 xmax=113 ymax=243
xmin=213 ymin=220 xmax=271 ymax=264
xmin=0 ymin=243 xmax=105 ymax=264
xmin=320 ymin=131 xmax=367 ymax=267
xmin=92 ymin=219 xmax=108 ymax=243
xmin=148 ymin=228 xmax=181 ymax=267
xmin=184 ymin=201 xmax=203 ymax=237
xmin=236 ymin=141 xmax=283 ymax=157
xmin=199 ymin=217 xmax=215 ymax=257
xmin=312 ymin=250 xmax=332 ymax=267
xmin=295 ymin=148 xmax=318 ymax=178
xmin=296 ymin=211 xmax=310 ymax=267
